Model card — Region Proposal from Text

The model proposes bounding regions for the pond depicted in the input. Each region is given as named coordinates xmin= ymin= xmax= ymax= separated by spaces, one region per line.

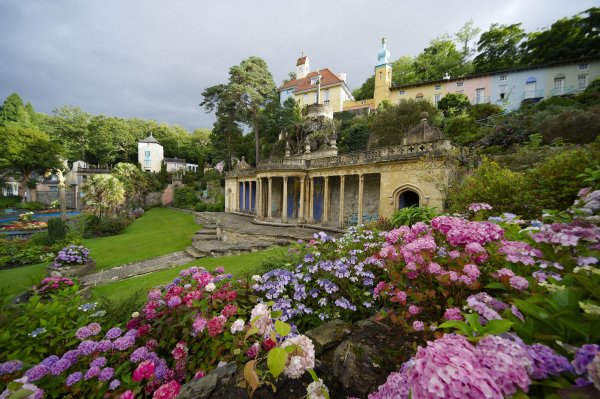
xmin=0 ymin=211 xmax=81 ymax=224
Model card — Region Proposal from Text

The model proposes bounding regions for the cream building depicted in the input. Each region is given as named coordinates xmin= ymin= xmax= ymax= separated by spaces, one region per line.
xmin=138 ymin=133 xmax=164 ymax=173
xmin=279 ymin=55 xmax=354 ymax=112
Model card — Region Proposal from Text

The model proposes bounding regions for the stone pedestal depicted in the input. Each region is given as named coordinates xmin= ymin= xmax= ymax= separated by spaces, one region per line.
xmin=48 ymin=260 xmax=96 ymax=278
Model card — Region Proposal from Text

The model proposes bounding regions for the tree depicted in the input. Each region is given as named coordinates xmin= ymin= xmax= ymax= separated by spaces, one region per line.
xmin=438 ymin=93 xmax=471 ymax=117
xmin=455 ymin=20 xmax=481 ymax=62
xmin=0 ymin=93 xmax=25 ymax=125
xmin=112 ymin=162 xmax=149 ymax=208
xmin=0 ymin=123 xmax=62 ymax=197
xmin=473 ymin=23 xmax=526 ymax=72
xmin=47 ymin=106 xmax=92 ymax=160
xmin=521 ymin=7 xmax=600 ymax=65
xmin=353 ymin=75 xmax=375 ymax=101
xmin=82 ymin=174 xmax=125 ymax=218
xmin=413 ymin=36 xmax=471 ymax=81
xmin=391 ymin=56 xmax=419 ymax=86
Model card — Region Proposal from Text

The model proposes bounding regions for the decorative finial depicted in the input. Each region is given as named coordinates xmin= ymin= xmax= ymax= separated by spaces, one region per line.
xmin=301 ymin=50 xmax=304 ymax=57
xmin=382 ymin=37 xmax=386 ymax=45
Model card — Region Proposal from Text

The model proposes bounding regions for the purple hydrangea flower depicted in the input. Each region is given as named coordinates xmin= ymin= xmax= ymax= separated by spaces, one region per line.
xmin=24 ymin=364 xmax=50 ymax=382
xmin=130 ymin=347 xmax=149 ymax=363
xmin=50 ymin=358 xmax=72 ymax=375
xmin=61 ymin=350 xmax=80 ymax=364
xmin=66 ymin=371 xmax=83 ymax=386
xmin=75 ymin=326 xmax=92 ymax=340
xmin=40 ymin=356 xmax=59 ymax=368
xmin=98 ymin=367 xmax=114 ymax=382
xmin=573 ymin=344 xmax=599 ymax=374
xmin=90 ymin=357 xmax=106 ymax=368
xmin=113 ymin=336 xmax=135 ymax=351
xmin=96 ymin=340 xmax=113 ymax=352
xmin=0 ymin=360 xmax=23 ymax=375
xmin=104 ymin=327 xmax=122 ymax=340
xmin=167 ymin=296 xmax=182 ymax=308
xmin=78 ymin=340 xmax=98 ymax=356
xmin=109 ymin=379 xmax=121 ymax=390
xmin=124 ymin=329 xmax=138 ymax=339
xmin=84 ymin=366 xmax=100 ymax=380
xmin=526 ymin=344 xmax=572 ymax=379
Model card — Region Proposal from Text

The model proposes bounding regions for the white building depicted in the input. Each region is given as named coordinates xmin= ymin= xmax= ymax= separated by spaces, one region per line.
xmin=138 ymin=133 xmax=164 ymax=173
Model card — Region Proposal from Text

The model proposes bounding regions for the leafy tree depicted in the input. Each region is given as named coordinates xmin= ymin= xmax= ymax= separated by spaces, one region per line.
xmin=112 ymin=162 xmax=149 ymax=208
xmin=46 ymin=106 xmax=92 ymax=160
xmin=0 ymin=93 xmax=26 ymax=125
xmin=391 ymin=56 xmax=419 ymax=86
xmin=521 ymin=7 xmax=600 ymax=65
xmin=353 ymin=75 xmax=375 ymax=101
xmin=0 ymin=124 xmax=62 ymax=196
xmin=473 ymin=23 xmax=526 ymax=73
xmin=82 ymin=174 xmax=126 ymax=218
xmin=455 ymin=20 xmax=481 ymax=62
xmin=413 ymin=36 xmax=472 ymax=81
xmin=370 ymin=99 xmax=441 ymax=148
xmin=438 ymin=93 xmax=471 ymax=117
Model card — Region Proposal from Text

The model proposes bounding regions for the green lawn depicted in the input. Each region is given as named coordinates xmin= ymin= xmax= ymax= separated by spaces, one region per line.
xmin=83 ymin=208 xmax=199 ymax=270
xmin=91 ymin=247 xmax=285 ymax=303
xmin=0 ymin=263 xmax=48 ymax=300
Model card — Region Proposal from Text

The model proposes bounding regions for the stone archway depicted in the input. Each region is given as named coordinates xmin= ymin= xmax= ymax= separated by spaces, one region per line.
xmin=392 ymin=184 xmax=425 ymax=209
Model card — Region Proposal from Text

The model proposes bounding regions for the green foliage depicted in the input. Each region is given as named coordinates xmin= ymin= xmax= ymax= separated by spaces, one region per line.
xmin=352 ymin=75 xmax=374 ymax=101
xmin=96 ymin=290 xmax=146 ymax=326
xmin=47 ymin=218 xmax=68 ymax=244
xmin=438 ymin=93 xmax=471 ymax=117
xmin=473 ymin=23 xmax=526 ymax=72
xmin=413 ymin=36 xmax=472 ymax=81
xmin=112 ymin=162 xmax=151 ymax=208
xmin=173 ymin=185 xmax=198 ymax=209
xmin=0 ymin=284 xmax=94 ymax=366
xmin=448 ymin=158 xmax=531 ymax=216
xmin=444 ymin=115 xmax=485 ymax=146
xmin=82 ymin=174 xmax=126 ymax=218
xmin=83 ymin=214 xmax=131 ymax=238
xmin=529 ymin=105 xmax=600 ymax=144
xmin=467 ymin=103 xmax=503 ymax=121
xmin=17 ymin=201 xmax=45 ymax=211
xmin=370 ymin=99 xmax=441 ymax=148
xmin=0 ymin=195 xmax=21 ymax=209
xmin=438 ymin=315 xmax=513 ymax=342
xmin=390 ymin=206 xmax=438 ymax=227
xmin=577 ymin=165 xmax=600 ymax=189
xmin=336 ymin=113 xmax=372 ymax=153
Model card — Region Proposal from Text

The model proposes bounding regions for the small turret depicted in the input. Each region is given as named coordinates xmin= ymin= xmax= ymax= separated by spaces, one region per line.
xmin=296 ymin=52 xmax=310 ymax=79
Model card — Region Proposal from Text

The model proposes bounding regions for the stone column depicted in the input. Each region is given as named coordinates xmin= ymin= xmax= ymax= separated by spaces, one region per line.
xmin=323 ymin=176 xmax=329 ymax=224
xmin=282 ymin=176 xmax=288 ymax=223
xmin=298 ymin=177 xmax=305 ymax=223
xmin=338 ymin=175 xmax=345 ymax=229
xmin=257 ymin=178 xmax=262 ymax=218
xmin=249 ymin=180 xmax=253 ymax=213
xmin=240 ymin=181 xmax=246 ymax=212
xmin=59 ymin=182 xmax=67 ymax=221
xmin=308 ymin=177 xmax=314 ymax=224
xmin=267 ymin=177 xmax=273 ymax=221
xmin=358 ymin=174 xmax=364 ymax=225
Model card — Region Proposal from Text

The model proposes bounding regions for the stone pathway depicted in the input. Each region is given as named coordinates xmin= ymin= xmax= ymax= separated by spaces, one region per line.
xmin=80 ymin=251 xmax=194 ymax=286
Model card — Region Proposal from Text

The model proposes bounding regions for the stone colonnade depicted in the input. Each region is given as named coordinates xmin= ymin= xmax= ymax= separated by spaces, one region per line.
xmin=232 ymin=172 xmax=379 ymax=229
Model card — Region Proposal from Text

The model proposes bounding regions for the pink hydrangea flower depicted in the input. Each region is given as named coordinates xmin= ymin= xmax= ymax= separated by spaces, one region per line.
xmin=132 ymin=360 xmax=155 ymax=382
xmin=509 ymin=276 xmax=529 ymax=291
xmin=412 ymin=320 xmax=424 ymax=331
xmin=443 ymin=307 xmax=463 ymax=321
xmin=207 ymin=315 xmax=226 ymax=337
xmin=152 ymin=380 xmax=180 ymax=399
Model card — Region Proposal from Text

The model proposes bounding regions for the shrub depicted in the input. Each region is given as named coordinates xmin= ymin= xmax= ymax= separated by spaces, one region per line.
xmin=444 ymin=115 xmax=485 ymax=146
xmin=29 ymin=232 xmax=50 ymax=246
xmin=0 ymin=195 xmax=21 ymax=209
xmin=448 ymin=158 xmax=532 ymax=217
xmin=194 ymin=202 xmax=206 ymax=212
xmin=128 ymin=207 xmax=145 ymax=219
xmin=530 ymin=105 xmax=600 ymax=144
xmin=390 ymin=206 xmax=438 ymax=227
xmin=468 ymin=103 xmax=503 ymax=121
xmin=173 ymin=185 xmax=198 ymax=209
xmin=52 ymin=245 xmax=91 ymax=267
xmin=438 ymin=93 xmax=471 ymax=117
xmin=47 ymin=218 xmax=68 ymax=244
xmin=17 ymin=201 xmax=45 ymax=211
xmin=83 ymin=214 xmax=131 ymax=237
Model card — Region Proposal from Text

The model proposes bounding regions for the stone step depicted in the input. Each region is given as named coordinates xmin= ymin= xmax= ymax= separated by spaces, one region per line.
xmin=195 ymin=229 xmax=217 ymax=235
xmin=185 ymin=246 xmax=205 ymax=259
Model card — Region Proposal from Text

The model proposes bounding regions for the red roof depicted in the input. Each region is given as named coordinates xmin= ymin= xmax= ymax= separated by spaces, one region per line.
xmin=296 ymin=56 xmax=307 ymax=66
xmin=279 ymin=69 xmax=344 ymax=92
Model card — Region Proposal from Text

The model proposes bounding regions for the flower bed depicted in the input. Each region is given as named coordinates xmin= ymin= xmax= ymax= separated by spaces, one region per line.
xmin=0 ymin=192 xmax=599 ymax=398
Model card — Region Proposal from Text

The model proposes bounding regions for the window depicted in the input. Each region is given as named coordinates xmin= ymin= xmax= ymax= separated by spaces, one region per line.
xmin=323 ymin=89 xmax=330 ymax=105
xmin=399 ymin=90 xmax=406 ymax=95
xmin=579 ymin=64 xmax=588 ymax=70
xmin=499 ymin=75 xmax=507 ymax=81
xmin=456 ymin=82 xmax=464 ymax=87
xmin=415 ymin=93 xmax=424 ymax=101
xmin=525 ymin=81 xmax=536 ymax=99
xmin=475 ymin=88 xmax=485 ymax=104
xmin=554 ymin=78 xmax=565 ymax=95
xmin=434 ymin=93 xmax=441 ymax=105
xmin=499 ymin=84 xmax=508 ymax=100
xmin=434 ymin=85 xmax=441 ymax=90
xmin=310 ymin=77 xmax=318 ymax=85
xmin=578 ymin=75 xmax=588 ymax=90
xmin=303 ymin=94 xmax=308 ymax=104
xmin=144 ymin=151 xmax=151 ymax=160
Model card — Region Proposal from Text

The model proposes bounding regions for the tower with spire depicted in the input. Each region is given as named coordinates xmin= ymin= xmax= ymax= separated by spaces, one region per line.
xmin=374 ymin=37 xmax=393 ymax=108
xmin=296 ymin=52 xmax=310 ymax=79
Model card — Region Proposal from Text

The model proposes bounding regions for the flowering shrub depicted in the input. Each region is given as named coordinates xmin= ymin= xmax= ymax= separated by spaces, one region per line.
xmin=253 ymin=228 xmax=386 ymax=329
xmin=128 ymin=208 xmax=145 ymax=219
xmin=31 ymin=276 xmax=75 ymax=297
xmin=52 ymin=245 xmax=91 ymax=267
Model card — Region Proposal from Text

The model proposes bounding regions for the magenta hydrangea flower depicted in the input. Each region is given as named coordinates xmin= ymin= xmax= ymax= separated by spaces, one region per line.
xmin=443 ymin=307 xmax=463 ymax=321
xmin=408 ymin=305 xmax=421 ymax=315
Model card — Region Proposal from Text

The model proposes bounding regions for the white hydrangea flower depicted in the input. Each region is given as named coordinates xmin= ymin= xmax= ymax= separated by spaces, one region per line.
xmin=230 ymin=319 xmax=245 ymax=334
xmin=205 ymin=282 xmax=216 ymax=292
xmin=281 ymin=334 xmax=315 ymax=379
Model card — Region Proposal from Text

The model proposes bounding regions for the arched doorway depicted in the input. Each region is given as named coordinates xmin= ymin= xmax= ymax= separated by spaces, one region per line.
xmin=398 ymin=190 xmax=419 ymax=209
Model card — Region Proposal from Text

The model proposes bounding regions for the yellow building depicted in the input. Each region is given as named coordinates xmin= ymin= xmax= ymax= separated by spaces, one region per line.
xmin=279 ymin=54 xmax=354 ymax=112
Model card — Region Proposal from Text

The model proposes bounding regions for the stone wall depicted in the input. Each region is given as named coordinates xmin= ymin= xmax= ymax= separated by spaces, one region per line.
xmin=145 ymin=192 xmax=163 ymax=207
xmin=37 ymin=190 xmax=76 ymax=208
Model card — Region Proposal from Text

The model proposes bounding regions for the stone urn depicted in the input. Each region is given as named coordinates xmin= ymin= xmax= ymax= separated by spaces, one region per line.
xmin=47 ymin=260 xmax=96 ymax=278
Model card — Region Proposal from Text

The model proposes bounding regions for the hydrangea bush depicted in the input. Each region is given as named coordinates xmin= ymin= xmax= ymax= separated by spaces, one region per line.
xmin=52 ymin=245 xmax=91 ymax=268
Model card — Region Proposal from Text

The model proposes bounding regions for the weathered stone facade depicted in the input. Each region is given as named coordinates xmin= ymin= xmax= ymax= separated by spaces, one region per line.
xmin=225 ymin=111 xmax=455 ymax=229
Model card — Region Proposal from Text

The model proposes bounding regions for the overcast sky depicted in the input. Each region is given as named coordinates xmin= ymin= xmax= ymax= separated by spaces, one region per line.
xmin=0 ymin=0 xmax=595 ymax=131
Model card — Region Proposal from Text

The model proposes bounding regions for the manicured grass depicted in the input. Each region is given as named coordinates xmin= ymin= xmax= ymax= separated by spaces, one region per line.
xmin=0 ymin=263 xmax=48 ymax=300
xmin=83 ymin=208 xmax=199 ymax=270
xmin=91 ymin=247 xmax=285 ymax=303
